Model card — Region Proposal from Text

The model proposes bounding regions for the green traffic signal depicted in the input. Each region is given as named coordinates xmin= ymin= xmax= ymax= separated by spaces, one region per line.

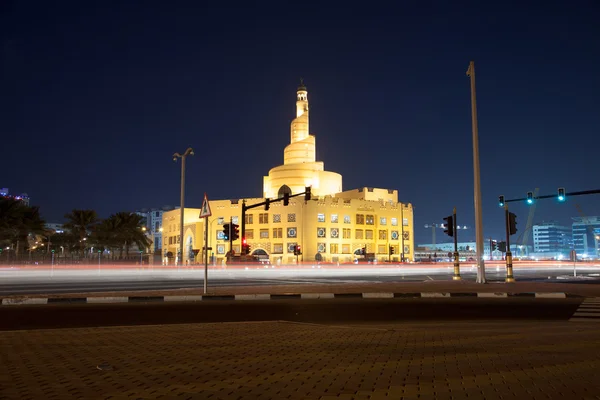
xmin=558 ymin=187 xmax=566 ymax=202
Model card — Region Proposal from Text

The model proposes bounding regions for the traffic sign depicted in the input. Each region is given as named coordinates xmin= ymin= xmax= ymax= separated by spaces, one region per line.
xmin=199 ymin=193 xmax=212 ymax=218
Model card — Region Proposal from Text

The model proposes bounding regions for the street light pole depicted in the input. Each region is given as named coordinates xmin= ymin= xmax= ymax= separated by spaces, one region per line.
xmin=467 ymin=61 xmax=486 ymax=283
xmin=173 ymin=147 xmax=194 ymax=267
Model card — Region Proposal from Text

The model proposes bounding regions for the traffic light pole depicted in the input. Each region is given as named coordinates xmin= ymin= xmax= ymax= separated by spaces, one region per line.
xmin=229 ymin=217 xmax=233 ymax=254
xmin=241 ymin=188 xmax=312 ymax=243
xmin=504 ymin=205 xmax=515 ymax=282
xmin=452 ymin=207 xmax=461 ymax=280
xmin=501 ymin=188 xmax=600 ymax=204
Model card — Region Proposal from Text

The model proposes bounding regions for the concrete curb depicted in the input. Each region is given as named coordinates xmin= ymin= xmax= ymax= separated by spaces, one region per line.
xmin=0 ymin=292 xmax=580 ymax=305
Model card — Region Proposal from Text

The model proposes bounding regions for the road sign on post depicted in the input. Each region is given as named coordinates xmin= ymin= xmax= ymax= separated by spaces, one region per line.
xmin=199 ymin=193 xmax=212 ymax=218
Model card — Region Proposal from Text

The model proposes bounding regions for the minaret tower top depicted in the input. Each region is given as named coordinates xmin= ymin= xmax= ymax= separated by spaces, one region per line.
xmin=295 ymin=78 xmax=308 ymax=119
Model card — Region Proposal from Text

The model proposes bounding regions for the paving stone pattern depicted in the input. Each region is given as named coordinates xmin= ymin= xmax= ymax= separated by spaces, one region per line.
xmin=1 ymin=321 xmax=600 ymax=399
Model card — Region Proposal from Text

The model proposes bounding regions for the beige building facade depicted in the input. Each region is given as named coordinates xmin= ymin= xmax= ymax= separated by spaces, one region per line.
xmin=162 ymin=83 xmax=414 ymax=264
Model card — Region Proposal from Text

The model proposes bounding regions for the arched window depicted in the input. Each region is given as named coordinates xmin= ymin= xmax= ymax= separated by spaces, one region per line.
xmin=278 ymin=185 xmax=292 ymax=198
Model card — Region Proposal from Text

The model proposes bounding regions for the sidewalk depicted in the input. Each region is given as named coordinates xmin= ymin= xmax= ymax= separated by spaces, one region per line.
xmin=1 ymin=320 xmax=599 ymax=399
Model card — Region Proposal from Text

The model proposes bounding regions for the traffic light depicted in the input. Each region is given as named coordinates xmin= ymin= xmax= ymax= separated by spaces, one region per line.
xmin=242 ymin=238 xmax=251 ymax=255
xmin=264 ymin=198 xmax=270 ymax=211
xmin=231 ymin=224 xmax=239 ymax=241
xmin=498 ymin=241 xmax=507 ymax=252
xmin=293 ymin=244 xmax=302 ymax=255
xmin=558 ymin=187 xmax=566 ymax=202
xmin=498 ymin=195 xmax=505 ymax=207
xmin=361 ymin=247 xmax=366 ymax=256
xmin=389 ymin=245 xmax=395 ymax=255
xmin=526 ymin=191 xmax=534 ymax=205
xmin=305 ymin=186 xmax=311 ymax=201
xmin=491 ymin=240 xmax=497 ymax=251
xmin=443 ymin=215 xmax=454 ymax=237
xmin=508 ymin=212 xmax=517 ymax=235
xmin=283 ymin=192 xmax=290 ymax=206
xmin=222 ymin=223 xmax=230 ymax=240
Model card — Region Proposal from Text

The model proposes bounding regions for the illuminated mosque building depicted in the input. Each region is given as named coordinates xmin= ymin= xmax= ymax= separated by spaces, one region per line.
xmin=162 ymin=82 xmax=414 ymax=264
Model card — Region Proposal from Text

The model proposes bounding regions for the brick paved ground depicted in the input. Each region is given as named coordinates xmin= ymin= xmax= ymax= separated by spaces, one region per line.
xmin=1 ymin=321 xmax=600 ymax=399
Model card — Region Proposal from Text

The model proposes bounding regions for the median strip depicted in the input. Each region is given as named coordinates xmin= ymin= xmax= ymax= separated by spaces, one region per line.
xmin=0 ymin=291 xmax=579 ymax=305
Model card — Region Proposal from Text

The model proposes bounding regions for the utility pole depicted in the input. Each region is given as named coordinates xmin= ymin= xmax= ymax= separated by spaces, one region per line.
xmin=467 ymin=61 xmax=486 ymax=283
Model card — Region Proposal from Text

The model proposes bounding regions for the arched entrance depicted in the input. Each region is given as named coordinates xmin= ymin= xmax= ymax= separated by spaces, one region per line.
xmin=278 ymin=185 xmax=292 ymax=197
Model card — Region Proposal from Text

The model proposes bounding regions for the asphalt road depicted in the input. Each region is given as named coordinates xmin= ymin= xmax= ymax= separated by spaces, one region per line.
xmin=0 ymin=266 xmax=599 ymax=295
xmin=0 ymin=297 xmax=583 ymax=331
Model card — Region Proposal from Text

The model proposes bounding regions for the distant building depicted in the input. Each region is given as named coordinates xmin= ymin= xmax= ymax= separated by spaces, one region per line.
xmin=1 ymin=187 xmax=30 ymax=206
xmin=572 ymin=216 xmax=600 ymax=258
xmin=45 ymin=223 xmax=64 ymax=233
xmin=416 ymin=241 xmax=531 ymax=260
xmin=532 ymin=221 xmax=572 ymax=255
xmin=135 ymin=206 xmax=175 ymax=252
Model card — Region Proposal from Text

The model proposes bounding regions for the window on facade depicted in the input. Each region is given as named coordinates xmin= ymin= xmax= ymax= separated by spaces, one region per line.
xmin=391 ymin=218 xmax=398 ymax=226
xmin=246 ymin=229 xmax=254 ymax=239
xmin=366 ymin=215 xmax=374 ymax=225
xmin=273 ymin=228 xmax=283 ymax=238
xmin=217 ymin=217 xmax=224 ymax=225
xmin=177 ymin=235 xmax=181 ymax=244
xmin=273 ymin=244 xmax=283 ymax=254
xmin=331 ymin=214 xmax=338 ymax=223
xmin=273 ymin=214 xmax=281 ymax=223
xmin=379 ymin=230 xmax=387 ymax=240
xmin=169 ymin=237 xmax=173 ymax=245
xmin=380 ymin=217 xmax=387 ymax=225
xmin=366 ymin=230 xmax=374 ymax=239
xmin=391 ymin=230 xmax=399 ymax=240
xmin=356 ymin=214 xmax=365 ymax=224
xmin=232 ymin=216 xmax=239 ymax=225
xmin=288 ymin=213 xmax=296 ymax=222
xmin=260 ymin=229 xmax=269 ymax=239
xmin=245 ymin=214 xmax=253 ymax=224
xmin=259 ymin=213 xmax=269 ymax=224
xmin=355 ymin=229 xmax=364 ymax=239
xmin=343 ymin=228 xmax=351 ymax=239
xmin=344 ymin=215 xmax=351 ymax=224
xmin=378 ymin=245 xmax=386 ymax=254
xmin=317 ymin=213 xmax=325 ymax=222
xmin=287 ymin=227 xmax=297 ymax=238
xmin=330 ymin=243 xmax=339 ymax=254
xmin=342 ymin=244 xmax=351 ymax=254
xmin=403 ymin=218 xmax=409 ymax=226
xmin=330 ymin=228 xmax=339 ymax=239
xmin=317 ymin=227 xmax=326 ymax=238
xmin=155 ymin=211 xmax=160 ymax=217
xmin=317 ymin=243 xmax=326 ymax=253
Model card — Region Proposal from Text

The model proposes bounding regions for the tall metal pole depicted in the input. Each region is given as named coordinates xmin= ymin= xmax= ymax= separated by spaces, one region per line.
xmin=173 ymin=148 xmax=194 ymax=267
xmin=453 ymin=207 xmax=461 ymax=280
xmin=179 ymin=156 xmax=185 ymax=266
xmin=467 ymin=61 xmax=486 ymax=283
xmin=400 ymin=203 xmax=404 ymax=262
xmin=504 ymin=205 xmax=515 ymax=282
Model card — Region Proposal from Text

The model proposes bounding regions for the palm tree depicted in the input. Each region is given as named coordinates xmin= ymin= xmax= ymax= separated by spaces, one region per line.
xmin=113 ymin=212 xmax=151 ymax=259
xmin=63 ymin=209 xmax=98 ymax=257
xmin=0 ymin=197 xmax=46 ymax=255
xmin=91 ymin=216 xmax=122 ymax=260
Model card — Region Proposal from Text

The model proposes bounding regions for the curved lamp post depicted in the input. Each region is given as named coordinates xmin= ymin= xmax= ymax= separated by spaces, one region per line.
xmin=173 ymin=148 xmax=194 ymax=266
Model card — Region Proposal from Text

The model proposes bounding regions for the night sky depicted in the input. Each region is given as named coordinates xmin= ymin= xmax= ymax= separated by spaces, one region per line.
xmin=2 ymin=1 xmax=599 ymax=244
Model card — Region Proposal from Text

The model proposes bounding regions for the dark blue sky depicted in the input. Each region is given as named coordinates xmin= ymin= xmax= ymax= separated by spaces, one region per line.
xmin=2 ymin=1 xmax=599 ymax=244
